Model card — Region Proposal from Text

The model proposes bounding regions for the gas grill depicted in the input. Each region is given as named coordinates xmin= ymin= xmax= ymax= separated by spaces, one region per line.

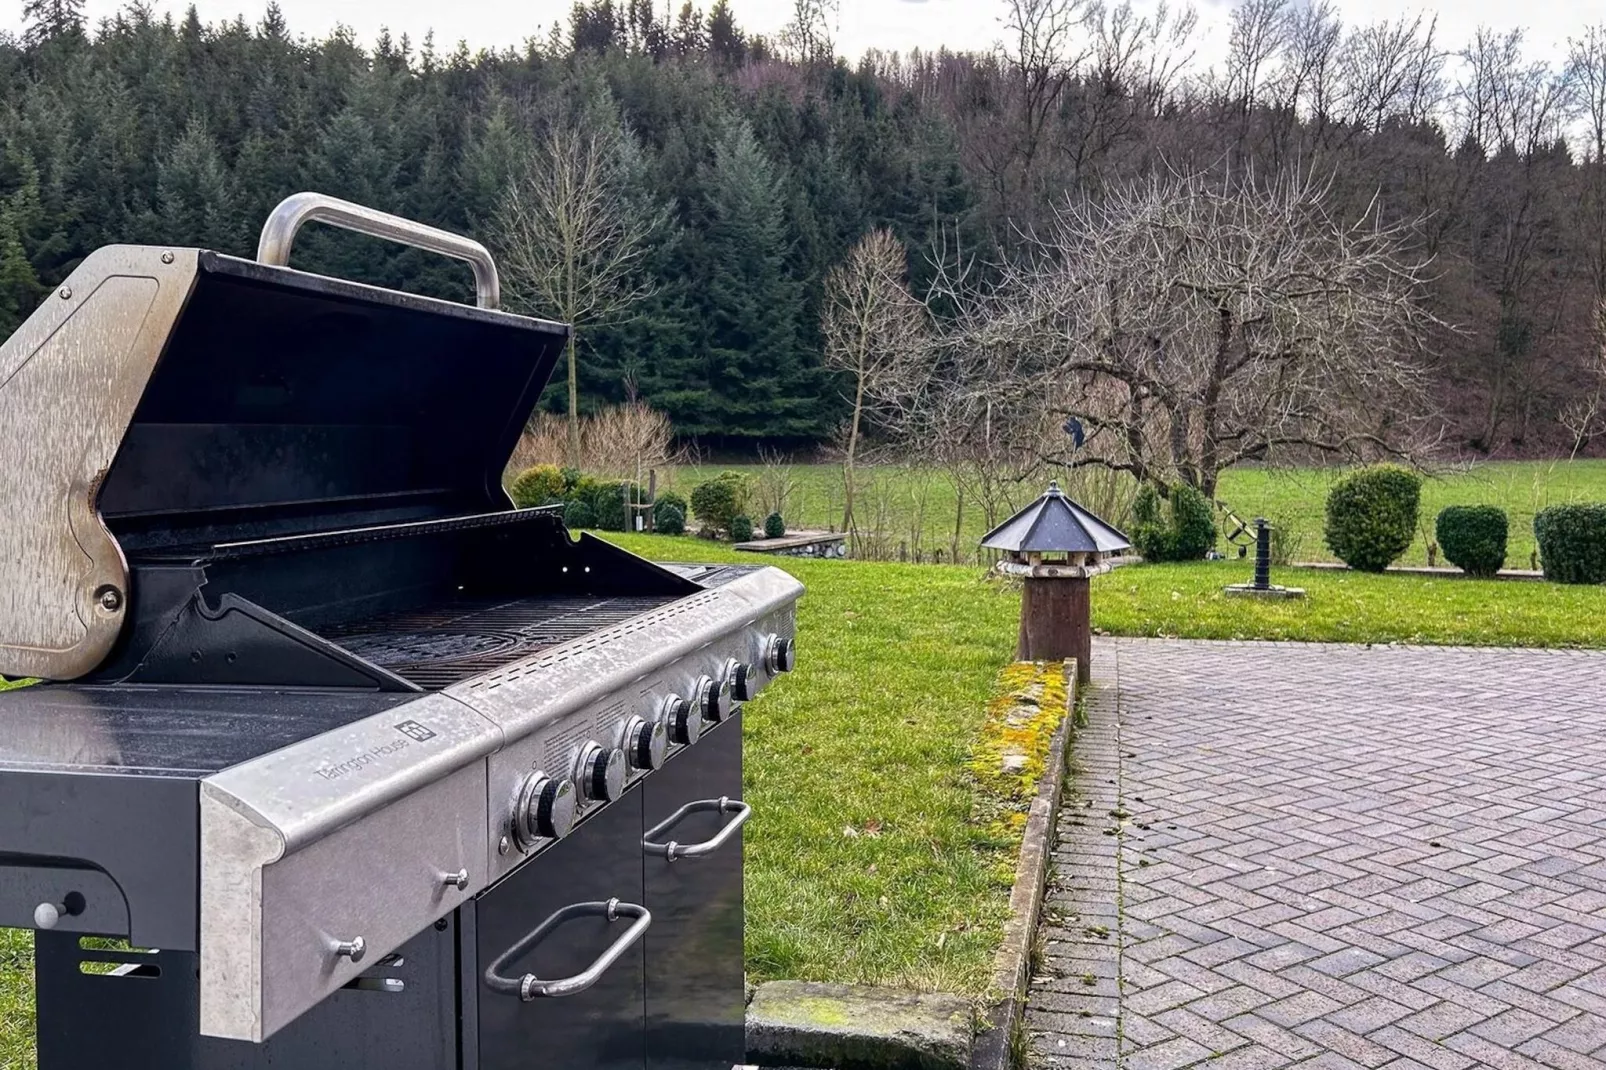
xmin=0 ymin=193 xmax=801 ymax=1069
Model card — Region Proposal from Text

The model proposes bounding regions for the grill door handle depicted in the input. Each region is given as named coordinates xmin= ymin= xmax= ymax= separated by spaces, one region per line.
xmin=642 ymin=797 xmax=751 ymax=862
xmin=257 ymin=192 xmax=502 ymax=310
xmin=483 ymin=898 xmax=650 ymax=1001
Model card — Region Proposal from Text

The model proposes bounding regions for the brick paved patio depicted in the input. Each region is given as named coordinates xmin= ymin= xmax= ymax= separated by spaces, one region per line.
xmin=1029 ymin=639 xmax=1606 ymax=1069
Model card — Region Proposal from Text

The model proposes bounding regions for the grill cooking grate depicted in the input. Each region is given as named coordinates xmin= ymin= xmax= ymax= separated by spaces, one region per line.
xmin=326 ymin=595 xmax=677 ymax=690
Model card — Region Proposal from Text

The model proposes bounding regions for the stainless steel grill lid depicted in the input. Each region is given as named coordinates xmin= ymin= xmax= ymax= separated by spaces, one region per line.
xmin=0 ymin=195 xmax=569 ymax=680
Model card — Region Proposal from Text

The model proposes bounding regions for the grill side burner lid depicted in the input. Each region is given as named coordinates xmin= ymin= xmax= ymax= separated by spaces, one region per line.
xmin=0 ymin=194 xmax=568 ymax=681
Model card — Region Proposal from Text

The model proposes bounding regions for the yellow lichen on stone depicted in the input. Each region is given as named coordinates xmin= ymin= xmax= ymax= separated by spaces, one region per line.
xmin=966 ymin=661 xmax=1068 ymax=846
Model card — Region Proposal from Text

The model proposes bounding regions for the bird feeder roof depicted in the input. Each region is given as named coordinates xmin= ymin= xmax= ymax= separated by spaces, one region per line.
xmin=980 ymin=481 xmax=1132 ymax=555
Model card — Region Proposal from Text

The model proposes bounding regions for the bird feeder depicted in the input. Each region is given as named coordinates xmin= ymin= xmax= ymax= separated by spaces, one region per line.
xmin=981 ymin=481 xmax=1131 ymax=684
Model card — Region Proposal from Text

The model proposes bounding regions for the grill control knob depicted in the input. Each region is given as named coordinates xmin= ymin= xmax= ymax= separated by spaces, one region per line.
xmin=722 ymin=658 xmax=756 ymax=702
xmin=765 ymin=635 xmax=796 ymax=674
xmin=661 ymin=695 xmax=702 ymax=746
xmin=578 ymin=742 xmax=627 ymax=803
xmin=693 ymin=674 xmax=731 ymax=723
xmin=624 ymin=715 xmax=668 ymax=771
xmin=515 ymin=772 xmax=577 ymax=848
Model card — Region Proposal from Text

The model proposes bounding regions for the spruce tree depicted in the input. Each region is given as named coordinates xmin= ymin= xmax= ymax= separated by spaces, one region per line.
xmin=21 ymin=0 xmax=84 ymax=47
xmin=0 ymin=209 xmax=42 ymax=337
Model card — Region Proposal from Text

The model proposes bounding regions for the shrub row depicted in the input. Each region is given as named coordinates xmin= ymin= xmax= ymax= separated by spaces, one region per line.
xmin=509 ymin=466 xmax=787 ymax=541
xmin=1321 ymin=464 xmax=1606 ymax=584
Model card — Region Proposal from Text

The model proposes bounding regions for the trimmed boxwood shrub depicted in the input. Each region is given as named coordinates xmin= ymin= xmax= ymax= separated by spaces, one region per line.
xmin=563 ymin=499 xmax=596 ymax=529
xmin=764 ymin=512 xmax=786 ymax=539
xmin=729 ymin=515 xmax=754 ymax=542
xmin=587 ymin=480 xmax=637 ymax=532
xmin=1436 ymin=505 xmax=1508 ymax=577
xmin=690 ymin=472 xmax=750 ymax=533
xmin=1323 ymin=464 xmax=1421 ymax=572
xmin=1131 ymin=482 xmax=1216 ymax=562
xmin=509 ymin=464 xmax=566 ymax=508
xmin=655 ymin=503 xmax=686 ymax=536
xmin=652 ymin=490 xmax=688 ymax=531
xmin=1534 ymin=504 xmax=1606 ymax=584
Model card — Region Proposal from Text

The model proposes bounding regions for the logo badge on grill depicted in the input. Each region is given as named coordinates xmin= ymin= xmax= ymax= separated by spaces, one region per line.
xmin=394 ymin=720 xmax=438 ymax=742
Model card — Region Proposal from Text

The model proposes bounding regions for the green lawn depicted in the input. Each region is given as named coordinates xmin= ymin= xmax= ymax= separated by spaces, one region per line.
xmin=606 ymin=533 xmax=1025 ymax=994
xmin=666 ymin=458 xmax=1606 ymax=569
xmin=1096 ymin=557 xmax=1606 ymax=648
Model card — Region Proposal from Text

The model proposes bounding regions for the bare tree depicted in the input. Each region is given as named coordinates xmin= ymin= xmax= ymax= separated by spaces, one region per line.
xmin=495 ymin=123 xmax=662 ymax=467
xmin=780 ymin=0 xmax=838 ymax=63
xmin=935 ymin=170 xmax=1440 ymax=498
xmin=821 ymin=229 xmax=930 ymax=533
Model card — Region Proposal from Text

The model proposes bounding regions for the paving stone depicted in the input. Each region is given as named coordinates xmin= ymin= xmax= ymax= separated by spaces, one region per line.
xmin=1022 ymin=639 xmax=1606 ymax=1070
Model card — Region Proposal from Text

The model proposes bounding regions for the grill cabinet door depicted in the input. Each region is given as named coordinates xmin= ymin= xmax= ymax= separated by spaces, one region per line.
xmin=642 ymin=713 xmax=745 ymax=1070
xmin=471 ymin=786 xmax=647 ymax=1070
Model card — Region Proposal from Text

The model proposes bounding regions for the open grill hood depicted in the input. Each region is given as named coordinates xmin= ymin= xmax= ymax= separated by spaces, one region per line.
xmin=0 ymin=195 xmax=571 ymax=681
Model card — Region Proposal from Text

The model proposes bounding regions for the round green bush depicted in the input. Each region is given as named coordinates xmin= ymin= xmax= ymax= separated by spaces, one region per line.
xmin=1534 ymin=504 xmax=1606 ymax=584
xmin=690 ymin=472 xmax=750 ymax=533
xmin=1131 ymin=482 xmax=1217 ymax=562
xmin=653 ymin=490 xmax=688 ymax=530
xmin=655 ymin=503 xmax=686 ymax=536
xmin=509 ymin=464 xmax=566 ymax=508
xmin=1323 ymin=464 xmax=1422 ymax=572
xmin=563 ymin=499 xmax=596 ymax=529
xmin=764 ymin=512 xmax=786 ymax=539
xmin=729 ymin=514 xmax=754 ymax=542
xmin=1436 ymin=505 xmax=1508 ymax=577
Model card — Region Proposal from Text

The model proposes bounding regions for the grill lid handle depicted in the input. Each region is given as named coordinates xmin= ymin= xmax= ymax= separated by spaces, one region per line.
xmin=256 ymin=192 xmax=502 ymax=310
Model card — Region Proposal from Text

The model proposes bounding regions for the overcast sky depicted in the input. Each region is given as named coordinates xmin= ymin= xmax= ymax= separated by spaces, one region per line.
xmin=0 ymin=0 xmax=1592 ymax=68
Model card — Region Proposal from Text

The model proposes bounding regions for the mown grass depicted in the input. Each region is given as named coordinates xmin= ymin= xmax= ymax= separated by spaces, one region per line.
xmin=0 ymin=927 xmax=31 ymax=1070
xmin=669 ymin=458 xmax=1606 ymax=568
xmin=1096 ymin=557 xmax=1606 ymax=648
xmin=606 ymin=533 xmax=1024 ymax=994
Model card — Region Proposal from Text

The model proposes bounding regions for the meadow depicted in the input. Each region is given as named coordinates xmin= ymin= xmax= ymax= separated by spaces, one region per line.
xmin=664 ymin=458 xmax=1606 ymax=569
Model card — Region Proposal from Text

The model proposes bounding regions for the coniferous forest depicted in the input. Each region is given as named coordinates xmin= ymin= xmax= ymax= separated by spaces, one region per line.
xmin=2 ymin=0 xmax=1604 ymax=455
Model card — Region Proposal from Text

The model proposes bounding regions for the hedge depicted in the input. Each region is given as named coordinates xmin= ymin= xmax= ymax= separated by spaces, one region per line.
xmin=1534 ymin=504 xmax=1606 ymax=584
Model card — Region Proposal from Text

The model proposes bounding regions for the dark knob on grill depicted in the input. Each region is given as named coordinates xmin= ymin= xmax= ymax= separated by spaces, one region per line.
xmin=765 ymin=635 xmax=796 ymax=674
xmin=661 ymin=695 xmax=702 ymax=746
xmin=693 ymin=674 xmax=731 ymax=723
xmin=723 ymin=658 xmax=756 ymax=702
xmin=625 ymin=715 xmax=668 ymax=771
xmin=519 ymin=773 xmax=577 ymax=845
xmin=579 ymin=743 xmax=627 ymax=803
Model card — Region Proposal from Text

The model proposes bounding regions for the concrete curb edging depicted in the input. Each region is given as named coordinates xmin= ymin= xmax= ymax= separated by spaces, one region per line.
xmin=744 ymin=660 xmax=1078 ymax=1070
xmin=969 ymin=659 xmax=1079 ymax=1070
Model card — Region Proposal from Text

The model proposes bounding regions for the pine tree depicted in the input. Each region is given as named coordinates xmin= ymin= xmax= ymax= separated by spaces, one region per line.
xmin=156 ymin=118 xmax=241 ymax=252
xmin=696 ymin=115 xmax=823 ymax=441
xmin=0 ymin=209 xmax=43 ymax=337
xmin=21 ymin=0 xmax=84 ymax=47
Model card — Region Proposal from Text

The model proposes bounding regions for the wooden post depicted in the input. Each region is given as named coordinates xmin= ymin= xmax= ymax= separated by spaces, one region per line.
xmin=1018 ymin=576 xmax=1091 ymax=685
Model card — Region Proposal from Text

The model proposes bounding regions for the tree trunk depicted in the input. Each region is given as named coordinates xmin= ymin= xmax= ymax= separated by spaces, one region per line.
xmin=841 ymin=378 xmax=865 ymax=533
xmin=566 ymin=333 xmax=582 ymax=469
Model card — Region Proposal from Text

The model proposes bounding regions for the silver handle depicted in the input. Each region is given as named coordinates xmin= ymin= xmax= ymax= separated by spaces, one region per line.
xmin=642 ymin=797 xmax=751 ymax=862
xmin=256 ymin=192 xmax=502 ymax=310
xmin=484 ymin=898 xmax=651 ymax=1001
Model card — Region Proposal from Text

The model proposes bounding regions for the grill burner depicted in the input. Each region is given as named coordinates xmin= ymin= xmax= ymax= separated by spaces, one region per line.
xmin=328 ymin=595 xmax=679 ymax=689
